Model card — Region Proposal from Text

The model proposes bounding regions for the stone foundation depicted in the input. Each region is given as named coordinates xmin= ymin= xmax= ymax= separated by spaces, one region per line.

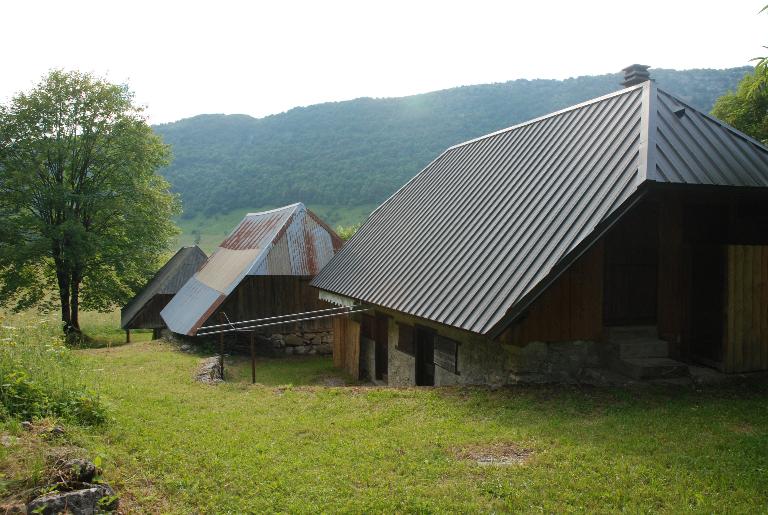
xmin=161 ymin=328 xmax=333 ymax=358
xmin=381 ymin=311 xmax=607 ymax=386
xmin=259 ymin=331 xmax=333 ymax=357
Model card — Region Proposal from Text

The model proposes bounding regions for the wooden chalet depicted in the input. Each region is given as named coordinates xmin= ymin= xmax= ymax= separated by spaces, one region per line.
xmin=311 ymin=65 xmax=768 ymax=385
xmin=161 ymin=203 xmax=343 ymax=352
xmin=120 ymin=245 xmax=207 ymax=339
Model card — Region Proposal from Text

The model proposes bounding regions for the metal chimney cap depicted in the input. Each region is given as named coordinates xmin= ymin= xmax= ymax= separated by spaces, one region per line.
xmin=621 ymin=64 xmax=651 ymax=87
xmin=621 ymin=64 xmax=650 ymax=73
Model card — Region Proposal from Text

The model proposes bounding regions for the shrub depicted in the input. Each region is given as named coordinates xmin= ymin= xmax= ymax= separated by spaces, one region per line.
xmin=0 ymin=317 xmax=107 ymax=425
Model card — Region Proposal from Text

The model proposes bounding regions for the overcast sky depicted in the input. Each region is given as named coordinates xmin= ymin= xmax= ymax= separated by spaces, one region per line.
xmin=2 ymin=1 xmax=766 ymax=124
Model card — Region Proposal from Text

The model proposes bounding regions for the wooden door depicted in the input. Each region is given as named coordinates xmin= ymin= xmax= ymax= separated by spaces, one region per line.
xmin=604 ymin=203 xmax=659 ymax=326
xmin=374 ymin=314 xmax=389 ymax=381
xmin=415 ymin=327 xmax=435 ymax=386
xmin=724 ymin=245 xmax=768 ymax=372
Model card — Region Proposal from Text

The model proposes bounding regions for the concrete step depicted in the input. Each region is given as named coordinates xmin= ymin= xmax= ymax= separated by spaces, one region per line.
xmin=605 ymin=325 xmax=658 ymax=341
xmin=617 ymin=338 xmax=669 ymax=359
xmin=613 ymin=357 xmax=689 ymax=380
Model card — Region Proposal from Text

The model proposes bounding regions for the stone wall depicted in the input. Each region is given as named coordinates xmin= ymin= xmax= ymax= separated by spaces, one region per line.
xmin=359 ymin=337 xmax=376 ymax=381
xmin=388 ymin=318 xmax=416 ymax=386
xmin=162 ymin=328 xmax=333 ymax=357
xmin=259 ymin=331 xmax=333 ymax=357
xmin=377 ymin=308 xmax=606 ymax=386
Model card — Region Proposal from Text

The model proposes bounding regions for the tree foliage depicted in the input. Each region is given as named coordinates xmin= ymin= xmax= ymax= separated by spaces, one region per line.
xmin=709 ymin=5 xmax=768 ymax=142
xmin=0 ymin=70 xmax=180 ymax=333
xmin=711 ymin=68 xmax=768 ymax=143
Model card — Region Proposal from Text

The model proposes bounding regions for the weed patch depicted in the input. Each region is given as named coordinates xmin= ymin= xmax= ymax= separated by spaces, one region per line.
xmin=0 ymin=315 xmax=107 ymax=425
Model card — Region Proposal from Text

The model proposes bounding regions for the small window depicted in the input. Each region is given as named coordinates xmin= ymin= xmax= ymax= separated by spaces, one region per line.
xmin=434 ymin=336 xmax=459 ymax=374
xmin=396 ymin=323 xmax=415 ymax=356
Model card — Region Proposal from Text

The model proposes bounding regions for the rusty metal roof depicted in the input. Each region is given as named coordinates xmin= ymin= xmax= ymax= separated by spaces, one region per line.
xmin=120 ymin=246 xmax=207 ymax=329
xmin=311 ymin=81 xmax=768 ymax=336
xmin=161 ymin=203 xmax=343 ymax=335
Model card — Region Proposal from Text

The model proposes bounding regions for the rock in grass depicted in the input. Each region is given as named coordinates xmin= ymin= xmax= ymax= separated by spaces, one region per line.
xmin=195 ymin=356 xmax=223 ymax=384
xmin=48 ymin=426 xmax=65 ymax=438
xmin=60 ymin=459 xmax=97 ymax=483
xmin=27 ymin=483 xmax=118 ymax=515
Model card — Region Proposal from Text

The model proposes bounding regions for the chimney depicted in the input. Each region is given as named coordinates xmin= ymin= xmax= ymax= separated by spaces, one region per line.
xmin=621 ymin=64 xmax=651 ymax=87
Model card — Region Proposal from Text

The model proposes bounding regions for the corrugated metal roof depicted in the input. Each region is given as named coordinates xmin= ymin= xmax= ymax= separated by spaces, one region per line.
xmin=120 ymin=246 xmax=207 ymax=329
xmin=161 ymin=203 xmax=343 ymax=335
xmin=311 ymin=81 xmax=768 ymax=336
xmin=651 ymin=88 xmax=768 ymax=186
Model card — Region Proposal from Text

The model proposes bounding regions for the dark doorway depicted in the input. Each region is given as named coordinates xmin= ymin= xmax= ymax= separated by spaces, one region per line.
xmin=374 ymin=313 xmax=389 ymax=381
xmin=604 ymin=203 xmax=659 ymax=326
xmin=689 ymin=244 xmax=725 ymax=364
xmin=415 ymin=327 xmax=435 ymax=386
xmin=684 ymin=203 xmax=729 ymax=366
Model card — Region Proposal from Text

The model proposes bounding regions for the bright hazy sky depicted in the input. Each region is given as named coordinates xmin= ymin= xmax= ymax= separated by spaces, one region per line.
xmin=2 ymin=1 xmax=766 ymax=124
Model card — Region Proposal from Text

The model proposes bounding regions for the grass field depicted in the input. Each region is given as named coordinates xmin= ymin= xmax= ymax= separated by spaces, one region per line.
xmin=176 ymin=204 xmax=376 ymax=252
xmin=2 ymin=312 xmax=767 ymax=513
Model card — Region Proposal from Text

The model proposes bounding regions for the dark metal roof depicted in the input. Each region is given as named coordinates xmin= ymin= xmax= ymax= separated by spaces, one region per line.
xmin=651 ymin=88 xmax=768 ymax=186
xmin=311 ymin=81 xmax=768 ymax=336
xmin=120 ymin=246 xmax=207 ymax=329
xmin=161 ymin=203 xmax=343 ymax=335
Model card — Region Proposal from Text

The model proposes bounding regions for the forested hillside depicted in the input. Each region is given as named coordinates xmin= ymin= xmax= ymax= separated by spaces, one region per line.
xmin=155 ymin=67 xmax=751 ymax=228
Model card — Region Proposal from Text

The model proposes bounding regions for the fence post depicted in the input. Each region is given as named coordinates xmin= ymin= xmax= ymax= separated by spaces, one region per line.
xmin=250 ymin=332 xmax=256 ymax=384
xmin=218 ymin=313 xmax=225 ymax=379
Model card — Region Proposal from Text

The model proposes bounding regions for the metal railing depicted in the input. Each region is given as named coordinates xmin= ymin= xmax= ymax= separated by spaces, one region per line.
xmin=195 ymin=305 xmax=367 ymax=336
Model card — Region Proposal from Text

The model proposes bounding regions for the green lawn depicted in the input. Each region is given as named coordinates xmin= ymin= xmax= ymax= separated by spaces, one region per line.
xmin=2 ymin=311 xmax=767 ymax=512
xmin=62 ymin=342 xmax=767 ymax=513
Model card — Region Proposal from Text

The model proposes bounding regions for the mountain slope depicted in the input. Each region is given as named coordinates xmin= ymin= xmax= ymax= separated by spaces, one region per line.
xmin=155 ymin=67 xmax=751 ymax=225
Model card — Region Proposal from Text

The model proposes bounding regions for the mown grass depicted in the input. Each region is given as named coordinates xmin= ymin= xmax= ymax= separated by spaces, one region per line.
xmin=1 ymin=310 xmax=153 ymax=349
xmin=67 ymin=340 xmax=768 ymax=513
xmin=76 ymin=311 xmax=153 ymax=348
xmin=1 ymin=311 xmax=766 ymax=512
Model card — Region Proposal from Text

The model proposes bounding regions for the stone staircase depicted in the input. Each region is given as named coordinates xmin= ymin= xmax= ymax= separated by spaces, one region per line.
xmin=606 ymin=326 xmax=689 ymax=380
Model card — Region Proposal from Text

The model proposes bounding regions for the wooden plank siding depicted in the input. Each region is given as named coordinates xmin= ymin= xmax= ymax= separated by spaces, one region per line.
xmin=217 ymin=276 xmax=333 ymax=333
xmin=332 ymin=316 xmax=346 ymax=368
xmin=126 ymin=294 xmax=174 ymax=329
xmin=724 ymin=245 xmax=768 ymax=373
xmin=332 ymin=315 xmax=360 ymax=379
xmin=504 ymin=241 xmax=604 ymax=345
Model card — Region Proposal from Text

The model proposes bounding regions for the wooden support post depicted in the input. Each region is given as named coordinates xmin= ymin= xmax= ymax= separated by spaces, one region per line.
xmin=250 ymin=332 xmax=256 ymax=384
xmin=218 ymin=313 xmax=225 ymax=380
xmin=219 ymin=331 xmax=225 ymax=380
xmin=125 ymin=329 xmax=130 ymax=343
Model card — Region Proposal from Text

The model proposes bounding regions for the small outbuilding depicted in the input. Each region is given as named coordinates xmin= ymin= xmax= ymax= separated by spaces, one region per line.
xmin=161 ymin=203 xmax=343 ymax=355
xmin=121 ymin=245 xmax=207 ymax=339
xmin=312 ymin=65 xmax=768 ymax=385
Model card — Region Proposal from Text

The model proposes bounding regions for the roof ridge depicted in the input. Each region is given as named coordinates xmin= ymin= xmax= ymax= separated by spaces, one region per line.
xmin=246 ymin=203 xmax=303 ymax=217
xmin=448 ymin=82 xmax=647 ymax=151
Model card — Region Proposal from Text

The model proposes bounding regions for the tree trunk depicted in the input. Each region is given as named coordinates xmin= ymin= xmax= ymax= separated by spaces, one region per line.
xmin=70 ymin=271 xmax=81 ymax=332
xmin=55 ymin=265 xmax=72 ymax=333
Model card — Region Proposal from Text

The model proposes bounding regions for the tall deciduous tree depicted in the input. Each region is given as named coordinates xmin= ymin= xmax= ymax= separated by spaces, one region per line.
xmin=0 ymin=70 xmax=180 ymax=334
xmin=711 ymin=69 xmax=768 ymax=144
xmin=711 ymin=5 xmax=768 ymax=142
